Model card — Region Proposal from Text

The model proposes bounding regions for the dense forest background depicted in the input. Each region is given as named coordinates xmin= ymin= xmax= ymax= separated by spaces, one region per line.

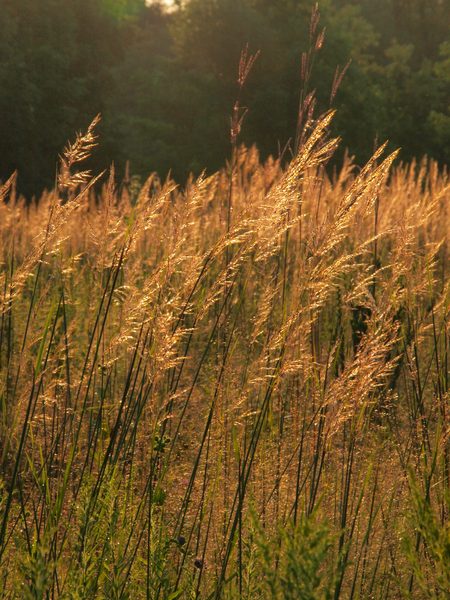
xmin=0 ymin=0 xmax=449 ymax=197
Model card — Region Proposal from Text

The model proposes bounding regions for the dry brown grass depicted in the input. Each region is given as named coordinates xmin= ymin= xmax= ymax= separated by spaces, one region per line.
xmin=0 ymin=113 xmax=448 ymax=598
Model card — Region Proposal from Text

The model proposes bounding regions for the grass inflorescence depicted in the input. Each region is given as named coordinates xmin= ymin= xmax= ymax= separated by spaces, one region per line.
xmin=0 ymin=106 xmax=448 ymax=599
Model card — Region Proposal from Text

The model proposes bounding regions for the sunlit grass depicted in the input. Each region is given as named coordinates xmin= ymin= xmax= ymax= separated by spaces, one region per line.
xmin=0 ymin=107 xmax=448 ymax=599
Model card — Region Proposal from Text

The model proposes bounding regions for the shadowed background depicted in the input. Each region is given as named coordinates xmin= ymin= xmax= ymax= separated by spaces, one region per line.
xmin=0 ymin=0 xmax=449 ymax=196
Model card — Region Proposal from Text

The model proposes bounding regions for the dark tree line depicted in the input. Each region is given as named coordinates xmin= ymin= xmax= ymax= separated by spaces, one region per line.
xmin=0 ymin=0 xmax=449 ymax=197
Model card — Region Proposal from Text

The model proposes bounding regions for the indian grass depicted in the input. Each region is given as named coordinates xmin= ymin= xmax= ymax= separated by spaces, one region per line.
xmin=0 ymin=111 xmax=448 ymax=599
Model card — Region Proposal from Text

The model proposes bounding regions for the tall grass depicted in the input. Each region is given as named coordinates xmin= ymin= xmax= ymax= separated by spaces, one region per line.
xmin=0 ymin=100 xmax=448 ymax=599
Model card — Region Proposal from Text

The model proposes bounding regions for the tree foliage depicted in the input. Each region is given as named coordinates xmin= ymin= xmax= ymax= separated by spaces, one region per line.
xmin=0 ymin=0 xmax=449 ymax=195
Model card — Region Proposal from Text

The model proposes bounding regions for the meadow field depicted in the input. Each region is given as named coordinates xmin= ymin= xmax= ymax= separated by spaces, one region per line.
xmin=0 ymin=111 xmax=448 ymax=598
